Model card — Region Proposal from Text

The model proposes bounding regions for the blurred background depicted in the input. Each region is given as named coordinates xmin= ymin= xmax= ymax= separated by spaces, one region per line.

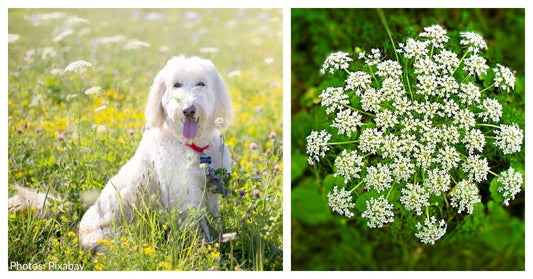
xmin=291 ymin=8 xmax=525 ymax=270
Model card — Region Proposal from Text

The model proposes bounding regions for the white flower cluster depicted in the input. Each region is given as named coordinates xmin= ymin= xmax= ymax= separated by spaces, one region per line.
xmin=361 ymin=196 xmax=395 ymax=228
xmin=307 ymin=24 xmax=524 ymax=245
xmin=327 ymin=186 xmax=355 ymax=218
xmin=497 ymin=167 xmax=523 ymax=206
xmin=415 ymin=216 xmax=447 ymax=245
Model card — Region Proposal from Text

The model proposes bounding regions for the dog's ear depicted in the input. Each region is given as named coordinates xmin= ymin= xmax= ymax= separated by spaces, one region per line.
xmin=145 ymin=69 xmax=166 ymax=128
xmin=213 ymin=72 xmax=233 ymax=129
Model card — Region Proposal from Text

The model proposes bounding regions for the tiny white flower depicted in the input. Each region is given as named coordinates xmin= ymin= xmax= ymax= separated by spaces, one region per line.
xmin=327 ymin=186 xmax=355 ymax=218
xmin=462 ymin=155 xmax=489 ymax=183
xmin=306 ymin=130 xmax=332 ymax=165
xmin=359 ymin=127 xmax=383 ymax=155
xmin=362 ymin=196 xmax=394 ymax=228
xmin=458 ymin=82 xmax=481 ymax=106
xmin=419 ymin=25 xmax=449 ymax=49
xmin=463 ymin=54 xmax=489 ymax=76
xmin=424 ymin=168 xmax=451 ymax=195
xmin=345 ymin=71 xmax=372 ymax=96
xmin=494 ymin=123 xmax=524 ymax=155
xmin=334 ymin=150 xmax=364 ymax=182
xmin=330 ymin=108 xmax=362 ymax=137
xmin=320 ymin=51 xmax=353 ymax=74
xmin=493 ymin=64 xmax=515 ymax=92
xmin=415 ymin=216 xmax=447 ymax=245
xmin=400 ymin=183 xmax=429 ymax=215
xmin=84 ymin=86 xmax=101 ymax=96
xmin=64 ymin=60 xmax=92 ymax=72
xmin=364 ymin=163 xmax=393 ymax=193
xmin=319 ymin=87 xmax=349 ymax=114
xmin=376 ymin=60 xmax=402 ymax=78
xmin=460 ymin=31 xmax=488 ymax=54
xmin=463 ymin=129 xmax=486 ymax=154
xmin=450 ymin=180 xmax=481 ymax=214
xmin=497 ymin=167 xmax=523 ymax=206
xmin=478 ymin=98 xmax=503 ymax=123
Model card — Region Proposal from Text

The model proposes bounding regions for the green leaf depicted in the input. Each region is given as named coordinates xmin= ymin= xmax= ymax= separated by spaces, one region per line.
xmin=291 ymin=153 xmax=308 ymax=183
xmin=292 ymin=184 xmax=332 ymax=225
xmin=489 ymin=176 xmax=504 ymax=203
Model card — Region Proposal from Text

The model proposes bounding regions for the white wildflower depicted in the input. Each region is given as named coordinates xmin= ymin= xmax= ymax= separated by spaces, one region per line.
xmin=497 ymin=167 xmax=523 ymax=206
xmin=494 ymin=123 xmax=524 ymax=155
xmin=64 ymin=60 xmax=92 ymax=72
xmin=424 ymin=168 xmax=451 ymax=195
xmin=391 ymin=155 xmax=416 ymax=182
xmin=398 ymin=38 xmax=430 ymax=59
xmin=375 ymin=109 xmax=398 ymax=130
xmin=321 ymin=51 xmax=353 ymax=74
xmin=493 ymin=64 xmax=515 ymax=92
xmin=400 ymin=183 xmax=429 ymax=215
xmin=453 ymin=109 xmax=476 ymax=130
xmin=460 ymin=31 xmax=488 ymax=54
xmin=450 ymin=180 xmax=481 ymax=214
xmin=463 ymin=129 xmax=486 ymax=154
xmin=419 ymin=25 xmax=449 ymax=49
xmin=436 ymin=145 xmax=461 ymax=171
xmin=360 ymin=48 xmax=382 ymax=66
xmin=360 ymin=88 xmax=383 ymax=113
xmin=319 ymin=87 xmax=349 ymax=114
xmin=376 ymin=60 xmax=402 ymax=78
xmin=345 ymin=71 xmax=372 ymax=96
xmin=415 ymin=216 xmax=447 ymax=245
xmin=327 ymin=186 xmax=355 ymax=218
xmin=458 ymin=82 xmax=481 ymax=106
xmin=478 ymin=98 xmax=502 ymax=123
xmin=331 ymin=108 xmax=362 ymax=137
xmin=364 ymin=163 xmax=393 ymax=193
xmin=359 ymin=128 xmax=382 ymax=154
xmin=84 ymin=86 xmax=101 ymax=96
xmin=306 ymin=130 xmax=332 ymax=165
xmin=462 ymin=155 xmax=489 ymax=183
xmin=434 ymin=49 xmax=459 ymax=74
xmin=334 ymin=150 xmax=364 ymax=182
xmin=463 ymin=54 xmax=489 ymax=76
xmin=362 ymin=196 xmax=394 ymax=228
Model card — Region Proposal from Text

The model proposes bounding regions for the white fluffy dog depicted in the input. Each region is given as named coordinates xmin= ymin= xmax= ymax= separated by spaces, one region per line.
xmin=79 ymin=55 xmax=233 ymax=251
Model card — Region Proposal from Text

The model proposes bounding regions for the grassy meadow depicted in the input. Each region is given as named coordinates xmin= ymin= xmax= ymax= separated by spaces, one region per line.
xmin=8 ymin=9 xmax=283 ymax=271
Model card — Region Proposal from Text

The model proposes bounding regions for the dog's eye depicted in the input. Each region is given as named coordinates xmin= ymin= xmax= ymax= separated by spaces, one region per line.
xmin=173 ymin=82 xmax=182 ymax=88
xmin=196 ymin=82 xmax=205 ymax=87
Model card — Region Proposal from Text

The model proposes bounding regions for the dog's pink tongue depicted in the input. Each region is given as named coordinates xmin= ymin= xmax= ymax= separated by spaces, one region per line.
xmin=182 ymin=118 xmax=198 ymax=139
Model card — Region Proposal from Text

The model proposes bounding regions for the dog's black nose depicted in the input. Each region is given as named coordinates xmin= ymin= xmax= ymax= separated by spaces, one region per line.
xmin=183 ymin=105 xmax=196 ymax=118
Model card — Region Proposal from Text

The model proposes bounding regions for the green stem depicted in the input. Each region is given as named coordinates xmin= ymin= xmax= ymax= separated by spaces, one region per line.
xmin=476 ymin=123 xmax=500 ymax=129
xmin=488 ymin=170 xmax=500 ymax=177
xmin=377 ymin=9 xmax=399 ymax=63
xmin=342 ymin=103 xmax=375 ymax=117
xmin=452 ymin=50 xmax=471 ymax=76
xmin=480 ymin=83 xmax=496 ymax=94
xmin=349 ymin=179 xmax=365 ymax=193
xmin=385 ymin=183 xmax=394 ymax=199
xmin=328 ymin=140 xmax=359 ymax=146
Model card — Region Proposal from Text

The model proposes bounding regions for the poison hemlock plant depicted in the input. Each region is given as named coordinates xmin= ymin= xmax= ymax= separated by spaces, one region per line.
xmin=306 ymin=25 xmax=524 ymax=245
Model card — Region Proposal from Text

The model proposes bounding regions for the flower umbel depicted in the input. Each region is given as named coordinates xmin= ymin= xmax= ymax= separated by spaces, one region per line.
xmin=327 ymin=186 xmax=355 ymax=218
xmin=307 ymin=24 xmax=524 ymax=246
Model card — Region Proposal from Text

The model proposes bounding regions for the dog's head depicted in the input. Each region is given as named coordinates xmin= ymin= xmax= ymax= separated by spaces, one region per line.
xmin=145 ymin=56 xmax=233 ymax=142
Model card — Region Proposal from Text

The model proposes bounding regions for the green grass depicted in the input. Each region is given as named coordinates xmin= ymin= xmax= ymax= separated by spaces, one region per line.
xmin=8 ymin=8 xmax=282 ymax=271
xmin=291 ymin=8 xmax=525 ymax=271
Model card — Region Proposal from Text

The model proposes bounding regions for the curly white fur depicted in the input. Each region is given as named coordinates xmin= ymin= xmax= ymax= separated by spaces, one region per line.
xmin=79 ymin=56 xmax=233 ymax=251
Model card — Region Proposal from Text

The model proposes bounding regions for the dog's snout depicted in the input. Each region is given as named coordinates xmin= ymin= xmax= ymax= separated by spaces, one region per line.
xmin=183 ymin=105 xmax=196 ymax=118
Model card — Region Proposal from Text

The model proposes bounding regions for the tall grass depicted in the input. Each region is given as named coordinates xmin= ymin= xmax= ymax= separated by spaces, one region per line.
xmin=8 ymin=8 xmax=283 ymax=271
